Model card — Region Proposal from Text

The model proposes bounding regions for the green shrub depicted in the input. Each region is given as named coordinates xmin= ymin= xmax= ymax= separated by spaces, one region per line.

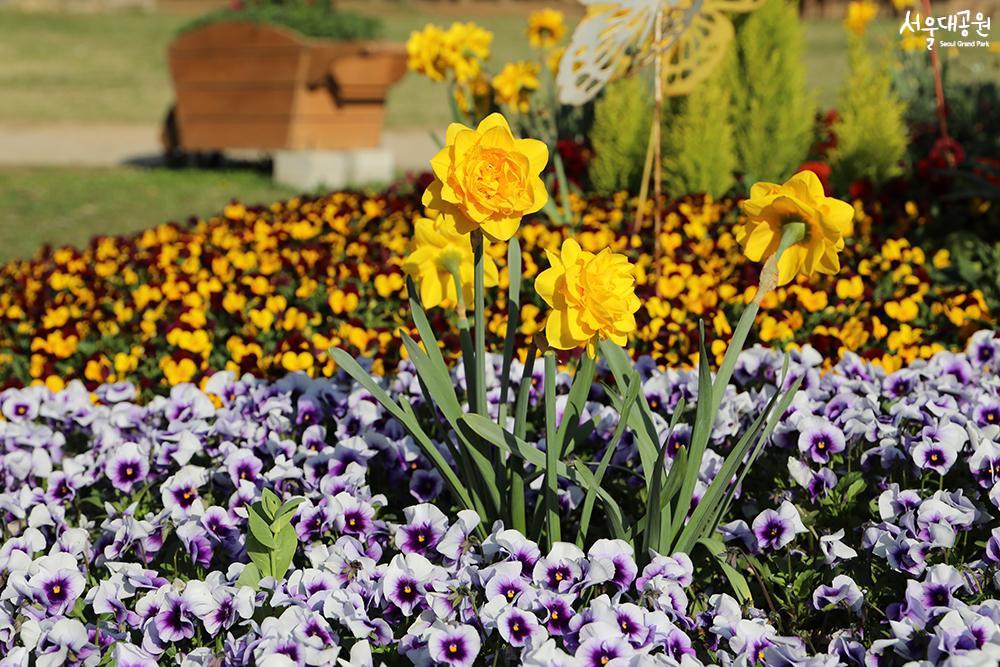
xmin=181 ymin=0 xmax=383 ymax=41
xmin=588 ymin=77 xmax=652 ymax=196
xmin=829 ymin=38 xmax=908 ymax=191
xmin=661 ymin=65 xmax=737 ymax=198
xmin=726 ymin=0 xmax=814 ymax=183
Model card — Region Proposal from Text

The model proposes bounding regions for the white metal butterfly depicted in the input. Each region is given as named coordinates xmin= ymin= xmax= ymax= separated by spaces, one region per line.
xmin=557 ymin=0 xmax=765 ymax=105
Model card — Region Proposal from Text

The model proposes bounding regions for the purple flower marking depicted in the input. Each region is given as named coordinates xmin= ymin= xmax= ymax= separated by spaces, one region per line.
xmin=427 ymin=622 xmax=481 ymax=667
xmin=797 ymin=418 xmax=846 ymax=464
xmin=751 ymin=501 xmax=807 ymax=551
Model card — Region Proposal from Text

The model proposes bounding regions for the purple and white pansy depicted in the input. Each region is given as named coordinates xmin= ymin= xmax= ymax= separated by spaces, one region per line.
xmin=0 ymin=332 xmax=996 ymax=665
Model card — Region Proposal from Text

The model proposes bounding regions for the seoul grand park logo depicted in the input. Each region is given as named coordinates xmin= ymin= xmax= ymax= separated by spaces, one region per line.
xmin=900 ymin=9 xmax=992 ymax=49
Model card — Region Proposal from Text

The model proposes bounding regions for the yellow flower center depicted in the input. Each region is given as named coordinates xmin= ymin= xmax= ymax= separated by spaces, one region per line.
xmin=463 ymin=147 xmax=525 ymax=213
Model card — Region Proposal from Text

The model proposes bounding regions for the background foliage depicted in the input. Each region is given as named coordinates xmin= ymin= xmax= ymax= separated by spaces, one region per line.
xmin=829 ymin=37 xmax=909 ymax=192
xmin=726 ymin=0 xmax=815 ymax=183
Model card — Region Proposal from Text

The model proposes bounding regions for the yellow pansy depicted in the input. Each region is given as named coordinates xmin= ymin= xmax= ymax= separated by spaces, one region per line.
xmin=402 ymin=214 xmax=500 ymax=310
xmin=535 ymin=238 xmax=641 ymax=354
xmin=423 ymin=113 xmax=548 ymax=242
xmin=736 ymin=170 xmax=855 ymax=286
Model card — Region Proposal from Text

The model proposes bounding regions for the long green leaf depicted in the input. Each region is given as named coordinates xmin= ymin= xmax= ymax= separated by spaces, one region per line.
xmin=407 ymin=276 xmax=454 ymax=394
xmin=499 ymin=239 xmax=523 ymax=421
xmin=597 ymin=340 xmax=659 ymax=491
xmin=272 ymin=523 xmax=297 ymax=580
xmin=577 ymin=374 xmax=639 ymax=546
xmin=573 ymin=460 xmax=629 ymax=542
xmin=703 ymin=373 xmax=803 ymax=543
xmin=543 ymin=353 xmax=561 ymax=547
xmin=670 ymin=320 xmax=714 ymax=540
xmin=508 ymin=342 xmax=537 ymax=534
xmin=401 ymin=333 xmax=462 ymax=419
xmin=401 ymin=333 xmax=501 ymax=519
xmin=458 ymin=325 xmax=478 ymax=413
xmin=331 ymin=348 xmax=476 ymax=515
xmin=246 ymin=535 xmax=272 ymax=578
xmin=698 ymin=536 xmax=752 ymax=604
xmin=645 ymin=398 xmax=687 ymax=554
xmin=460 ymin=414 xmax=628 ymax=541
xmin=248 ymin=506 xmax=275 ymax=549
xmin=396 ymin=397 xmax=483 ymax=522
xmin=556 ymin=353 xmax=597 ymax=449
xmin=473 ymin=234 xmax=487 ymax=416
xmin=674 ymin=373 xmax=803 ymax=554
xmin=236 ymin=562 xmax=261 ymax=590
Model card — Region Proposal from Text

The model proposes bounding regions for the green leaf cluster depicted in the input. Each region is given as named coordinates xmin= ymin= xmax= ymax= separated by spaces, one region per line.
xmin=725 ymin=0 xmax=815 ymax=183
xmin=588 ymin=77 xmax=653 ymax=196
xmin=237 ymin=488 xmax=304 ymax=590
xmin=829 ymin=37 xmax=909 ymax=192
xmin=181 ymin=0 xmax=383 ymax=41
xmin=661 ymin=64 xmax=738 ymax=199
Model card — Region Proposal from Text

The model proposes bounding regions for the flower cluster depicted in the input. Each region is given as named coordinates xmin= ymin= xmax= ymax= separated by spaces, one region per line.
xmin=407 ymin=12 xmax=566 ymax=118
xmin=0 ymin=332 xmax=998 ymax=664
xmin=406 ymin=21 xmax=492 ymax=84
xmin=0 ymin=186 xmax=989 ymax=391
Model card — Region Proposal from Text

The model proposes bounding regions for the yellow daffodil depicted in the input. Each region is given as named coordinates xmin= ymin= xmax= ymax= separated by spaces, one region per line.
xmin=406 ymin=22 xmax=493 ymax=84
xmin=407 ymin=24 xmax=451 ymax=81
xmin=402 ymin=215 xmax=500 ymax=309
xmin=423 ymin=113 xmax=548 ymax=242
xmin=527 ymin=9 xmax=566 ymax=49
xmin=844 ymin=0 xmax=878 ymax=36
xmin=737 ymin=170 xmax=855 ymax=286
xmin=491 ymin=61 xmax=541 ymax=112
xmin=535 ymin=238 xmax=641 ymax=353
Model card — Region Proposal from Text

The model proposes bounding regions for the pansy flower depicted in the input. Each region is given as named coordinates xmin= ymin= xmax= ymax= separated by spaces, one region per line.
xmin=797 ymin=417 xmax=846 ymax=464
xmin=751 ymin=501 xmax=807 ymax=551
xmin=395 ymin=503 xmax=449 ymax=556
xmin=426 ymin=621 xmax=481 ymax=667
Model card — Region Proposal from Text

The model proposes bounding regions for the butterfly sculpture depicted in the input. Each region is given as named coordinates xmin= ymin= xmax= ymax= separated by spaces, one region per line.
xmin=557 ymin=0 xmax=765 ymax=105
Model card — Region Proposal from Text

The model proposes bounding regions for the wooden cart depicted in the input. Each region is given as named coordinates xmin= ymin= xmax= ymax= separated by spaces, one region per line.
xmin=164 ymin=21 xmax=406 ymax=155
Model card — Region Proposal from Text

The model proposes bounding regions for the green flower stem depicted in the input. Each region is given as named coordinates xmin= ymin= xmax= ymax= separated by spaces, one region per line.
xmin=711 ymin=222 xmax=805 ymax=415
xmin=473 ymin=231 xmax=488 ymax=417
xmin=543 ymin=351 xmax=561 ymax=547
xmin=553 ymin=152 xmax=574 ymax=229
xmin=450 ymin=267 xmax=478 ymax=413
xmin=508 ymin=341 xmax=537 ymax=535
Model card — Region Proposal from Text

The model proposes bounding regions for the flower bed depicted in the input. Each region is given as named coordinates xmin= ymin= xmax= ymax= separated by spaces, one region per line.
xmin=0 ymin=185 xmax=990 ymax=392
xmin=1 ymin=334 xmax=998 ymax=664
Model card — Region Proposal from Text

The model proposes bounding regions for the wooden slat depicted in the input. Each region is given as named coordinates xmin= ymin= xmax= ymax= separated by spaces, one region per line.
xmin=171 ymin=52 xmax=304 ymax=85
xmin=175 ymin=120 xmax=292 ymax=150
xmin=174 ymin=85 xmax=297 ymax=116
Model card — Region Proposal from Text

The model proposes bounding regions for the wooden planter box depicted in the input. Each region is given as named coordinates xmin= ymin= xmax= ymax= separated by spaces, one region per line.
xmin=167 ymin=21 xmax=406 ymax=152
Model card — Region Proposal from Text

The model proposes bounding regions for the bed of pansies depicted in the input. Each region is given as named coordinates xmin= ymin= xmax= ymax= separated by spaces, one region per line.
xmin=0 ymin=102 xmax=997 ymax=667
xmin=1 ymin=332 xmax=999 ymax=666
xmin=0 ymin=180 xmax=991 ymax=393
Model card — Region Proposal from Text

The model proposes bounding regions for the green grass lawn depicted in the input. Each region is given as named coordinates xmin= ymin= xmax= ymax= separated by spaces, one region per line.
xmin=0 ymin=4 xmax=913 ymax=130
xmin=0 ymin=4 xmax=540 ymax=129
xmin=0 ymin=167 xmax=296 ymax=263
